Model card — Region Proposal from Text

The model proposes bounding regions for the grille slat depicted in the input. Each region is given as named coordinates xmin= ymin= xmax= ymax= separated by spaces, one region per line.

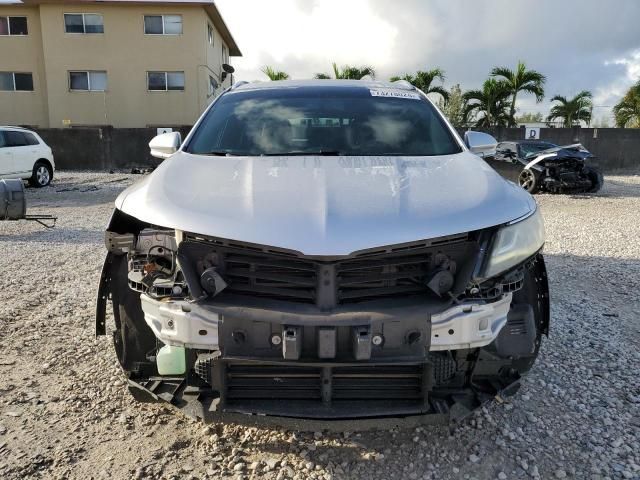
xmin=182 ymin=233 xmax=474 ymax=305
xmin=225 ymin=267 xmax=317 ymax=287
xmin=225 ymin=364 xmax=425 ymax=402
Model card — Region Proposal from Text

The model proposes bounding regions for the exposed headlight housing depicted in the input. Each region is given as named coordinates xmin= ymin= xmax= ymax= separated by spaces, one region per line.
xmin=482 ymin=208 xmax=545 ymax=278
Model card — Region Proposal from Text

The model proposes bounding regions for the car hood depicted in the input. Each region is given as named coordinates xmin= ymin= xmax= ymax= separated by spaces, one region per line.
xmin=116 ymin=151 xmax=536 ymax=256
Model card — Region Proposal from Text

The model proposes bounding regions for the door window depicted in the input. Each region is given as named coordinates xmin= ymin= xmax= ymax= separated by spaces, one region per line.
xmin=496 ymin=143 xmax=517 ymax=161
xmin=0 ymin=131 xmax=6 ymax=148
xmin=4 ymin=131 xmax=28 ymax=147
xmin=23 ymin=132 xmax=39 ymax=145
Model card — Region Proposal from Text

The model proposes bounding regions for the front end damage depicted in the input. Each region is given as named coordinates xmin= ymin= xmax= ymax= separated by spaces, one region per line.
xmin=524 ymin=144 xmax=603 ymax=193
xmin=96 ymin=211 xmax=549 ymax=424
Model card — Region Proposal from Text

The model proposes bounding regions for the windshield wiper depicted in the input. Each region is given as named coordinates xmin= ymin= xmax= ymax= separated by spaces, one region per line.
xmin=198 ymin=150 xmax=242 ymax=156
xmin=261 ymin=150 xmax=342 ymax=156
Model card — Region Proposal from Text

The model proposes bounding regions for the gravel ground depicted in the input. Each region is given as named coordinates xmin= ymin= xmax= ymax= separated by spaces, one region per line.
xmin=0 ymin=171 xmax=639 ymax=480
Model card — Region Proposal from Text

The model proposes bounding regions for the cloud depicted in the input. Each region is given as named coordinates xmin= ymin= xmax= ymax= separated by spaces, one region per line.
xmin=217 ymin=0 xmax=640 ymax=119
xmin=219 ymin=0 xmax=396 ymax=81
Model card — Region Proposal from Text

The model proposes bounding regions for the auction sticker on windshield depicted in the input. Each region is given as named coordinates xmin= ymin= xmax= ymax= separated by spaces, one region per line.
xmin=370 ymin=88 xmax=421 ymax=100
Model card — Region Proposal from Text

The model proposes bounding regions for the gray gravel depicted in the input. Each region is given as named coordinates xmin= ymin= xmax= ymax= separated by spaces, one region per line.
xmin=0 ymin=171 xmax=639 ymax=480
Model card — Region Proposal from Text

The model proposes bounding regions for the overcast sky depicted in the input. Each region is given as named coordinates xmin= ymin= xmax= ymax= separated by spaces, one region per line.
xmin=216 ymin=0 xmax=640 ymax=124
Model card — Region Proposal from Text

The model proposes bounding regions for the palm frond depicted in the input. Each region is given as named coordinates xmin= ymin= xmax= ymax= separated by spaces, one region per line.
xmin=261 ymin=66 xmax=290 ymax=81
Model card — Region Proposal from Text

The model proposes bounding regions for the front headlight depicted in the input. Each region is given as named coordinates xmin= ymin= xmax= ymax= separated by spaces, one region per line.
xmin=483 ymin=208 xmax=545 ymax=278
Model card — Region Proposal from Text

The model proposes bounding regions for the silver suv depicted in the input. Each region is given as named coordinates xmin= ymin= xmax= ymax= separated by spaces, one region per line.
xmin=96 ymin=80 xmax=549 ymax=423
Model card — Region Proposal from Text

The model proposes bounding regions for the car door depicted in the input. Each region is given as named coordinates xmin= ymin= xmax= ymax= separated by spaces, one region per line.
xmin=4 ymin=130 xmax=34 ymax=177
xmin=501 ymin=142 xmax=525 ymax=182
xmin=0 ymin=131 xmax=18 ymax=178
xmin=488 ymin=142 xmax=519 ymax=181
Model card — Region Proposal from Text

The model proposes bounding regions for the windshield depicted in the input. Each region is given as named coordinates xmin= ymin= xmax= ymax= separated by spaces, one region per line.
xmin=186 ymin=86 xmax=462 ymax=156
xmin=520 ymin=142 xmax=557 ymax=158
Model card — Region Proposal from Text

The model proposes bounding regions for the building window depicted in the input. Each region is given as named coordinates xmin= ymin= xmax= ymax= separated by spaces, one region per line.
xmin=64 ymin=13 xmax=104 ymax=34
xmin=147 ymin=71 xmax=184 ymax=91
xmin=207 ymin=23 xmax=213 ymax=45
xmin=0 ymin=72 xmax=34 ymax=91
xmin=222 ymin=44 xmax=228 ymax=63
xmin=144 ymin=15 xmax=182 ymax=35
xmin=0 ymin=16 xmax=28 ymax=35
xmin=69 ymin=71 xmax=107 ymax=91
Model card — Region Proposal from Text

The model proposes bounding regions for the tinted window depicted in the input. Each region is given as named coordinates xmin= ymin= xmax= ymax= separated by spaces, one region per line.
xmin=24 ymin=132 xmax=39 ymax=146
xmin=70 ymin=71 xmax=89 ymax=90
xmin=187 ymin=87 xmax=461 ymax=157
xmin=4 ymin=131 xmax=28 ymax=147
xmin=519 ymin=142 xmax=557 ymax=158
xmin=0 ymin=16 xmax=28 ymax=35
xmin=147 ymin=72 xmax=166 ymax=90
xmin=64 ymin=14 xmax=84 ymax=33
xmin=144 ymin=15 xmax=163 ymax=34
xmin=9 ymin=16 xmax=28 ymax=35
xmin=13 ymin=73 xmax=34 ymax=91
xmin=0 ymin=132 xmax=6 ymax=148
xmin=0 ymin=72 xmax=12 ymax=90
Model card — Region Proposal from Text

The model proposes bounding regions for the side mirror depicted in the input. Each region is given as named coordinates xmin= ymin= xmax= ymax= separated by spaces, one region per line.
xmin=464 ymin=131 xmax=498 ymax=158
xmin=149 ymin=131 xmax=182 ymax=159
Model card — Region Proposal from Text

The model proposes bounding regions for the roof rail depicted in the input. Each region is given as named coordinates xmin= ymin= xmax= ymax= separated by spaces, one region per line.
xmin=0 ymin=125 xmax=30 ymax=130
xmin=391 ymin=79 xmax=415 ymax=90
xmin=231 ymin=80 xmax=250 ymax=90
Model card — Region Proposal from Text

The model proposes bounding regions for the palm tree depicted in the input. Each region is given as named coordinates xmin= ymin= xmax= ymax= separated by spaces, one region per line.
xmin=491 ymin=61 xmax=546 ymax=126
xmin=613 ymin=80 xmax=640 ymax=128
xmin=438 ymin=84 xmax=470 ymax=127
xmin=261 ymin=66 xmax=289 ymax=81
xmin=463 ymin=79 xmax=512 ymax=128
xmin=314 ymin=63 xmax=375 ymax=80
xmin=547 ymin=91 xmax=593 ymax=127
xmin=390 ymin=68 xmax=449 ymax=102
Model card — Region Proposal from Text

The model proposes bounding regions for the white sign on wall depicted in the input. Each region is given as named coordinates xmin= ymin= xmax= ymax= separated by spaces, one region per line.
xmin=525 ymin=127 xmax=540 ymax=139
xmin=156 ymin=127 xmax=173 ymax=135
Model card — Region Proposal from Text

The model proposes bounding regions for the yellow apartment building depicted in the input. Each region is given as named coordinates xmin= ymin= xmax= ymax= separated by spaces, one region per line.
xmin=0 ymin=0 xmax=241 ymax=127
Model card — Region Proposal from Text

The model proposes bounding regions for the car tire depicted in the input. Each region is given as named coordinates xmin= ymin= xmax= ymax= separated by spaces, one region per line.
xmin=29 ymin=161 xmax=53 ymax=188
xmin=518 ymin=169 xmax=539 ymax=193
xmin=584 ymin=167 xmax=603 ymax=193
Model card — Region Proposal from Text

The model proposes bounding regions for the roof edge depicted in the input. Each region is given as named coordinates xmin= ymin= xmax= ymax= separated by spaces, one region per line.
xmin=205 ymin=2 xmax=241 ymax=56
xmin=15 ymin=0 xmax=241 ymax=56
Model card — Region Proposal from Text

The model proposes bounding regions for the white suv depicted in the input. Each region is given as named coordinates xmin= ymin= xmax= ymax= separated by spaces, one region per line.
xmin=0 ymin=126 xmax=55 ymax=187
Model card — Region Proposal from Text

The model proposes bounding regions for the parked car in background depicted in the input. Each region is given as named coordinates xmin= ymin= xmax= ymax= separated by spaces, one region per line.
xmin=485 ymin=140 xmax=602 ymax=193
xmin=97 ymin=80 xmax=549 ymax=424
xmin=0 ymin=126 xmax=55 ymax=187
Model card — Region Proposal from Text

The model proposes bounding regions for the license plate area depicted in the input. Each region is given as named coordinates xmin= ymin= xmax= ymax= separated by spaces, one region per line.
xmin=219 ymin=315 xmax=430 ymax=362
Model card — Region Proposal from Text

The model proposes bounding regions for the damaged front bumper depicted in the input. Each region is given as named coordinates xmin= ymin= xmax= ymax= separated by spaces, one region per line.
xmin=96 ymin=220 xmax=549 ymax=424
xmin=127 ymin=292 xmax=521 ymax=422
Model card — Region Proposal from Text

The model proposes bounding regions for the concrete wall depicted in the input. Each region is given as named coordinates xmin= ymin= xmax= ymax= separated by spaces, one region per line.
xmin=32 ymin=126 xmax=640 ymax=172
xmin=0 ymin=2 xmax=234 ymax=128
xmin=37 ymin=126 xmax=191 ymax=170
xmin=458 ymin=127 xmax=640 ymax=171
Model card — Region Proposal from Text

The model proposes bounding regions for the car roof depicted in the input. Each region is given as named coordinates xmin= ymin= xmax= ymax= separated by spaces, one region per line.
xmin=0 ymin=126 xmax=35 ymax=132
xmin=231 ymin=79 xmax=416 ymax=92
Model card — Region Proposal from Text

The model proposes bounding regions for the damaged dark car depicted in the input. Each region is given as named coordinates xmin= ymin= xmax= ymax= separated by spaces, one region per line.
xmin=486 ymin=140 xmax=603 ymax=193
xmin=96 ymin=80 xmax=550 ymax=425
